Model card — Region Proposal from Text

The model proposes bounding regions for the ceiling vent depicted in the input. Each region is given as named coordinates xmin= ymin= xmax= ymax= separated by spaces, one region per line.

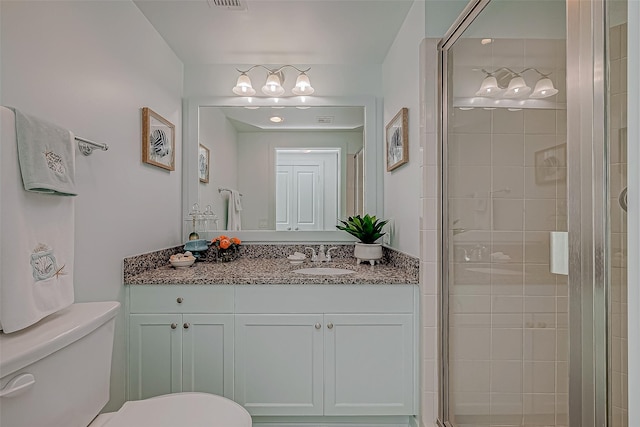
xmin=316 ymin=116 xmax=334 ymax=124
xmin=207 ymin=0 xmax=247 ymax=11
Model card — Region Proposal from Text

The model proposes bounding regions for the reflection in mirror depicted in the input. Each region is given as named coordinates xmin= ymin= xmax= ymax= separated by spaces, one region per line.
xmin=197 ymin=106 xmax=364 ymax=231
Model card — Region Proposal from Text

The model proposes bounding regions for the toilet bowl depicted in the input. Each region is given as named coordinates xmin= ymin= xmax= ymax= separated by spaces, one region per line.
xmin=89 ymin=392 xmax=251 ymax=427
xmin=0 ymin=302 xmax=251 ymax=427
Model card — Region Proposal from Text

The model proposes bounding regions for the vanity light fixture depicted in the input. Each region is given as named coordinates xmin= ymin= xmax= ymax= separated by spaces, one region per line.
xmin=475 ymin=67 xmax=558 ymax=100
xmin=232 ymin=65 xmax=314 ymax=98
xmin=503 ymin=75 xmax=531 ymax=98
xmin=530 ymin=76 xmax=559 ymax=98
xmin=475 ymin=74 xmax=504 ymax=97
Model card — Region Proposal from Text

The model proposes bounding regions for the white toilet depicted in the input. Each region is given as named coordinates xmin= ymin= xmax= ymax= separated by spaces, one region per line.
xmin=0 ymin=301 xmax=252 ymax=427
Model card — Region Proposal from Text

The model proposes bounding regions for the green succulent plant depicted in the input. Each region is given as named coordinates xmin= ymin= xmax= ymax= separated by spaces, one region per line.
xmin=336 ymin=214 xmax=388 ymax=244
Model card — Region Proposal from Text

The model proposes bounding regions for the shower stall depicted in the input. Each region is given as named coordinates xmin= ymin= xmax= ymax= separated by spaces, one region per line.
xmin=438 ymin=0 xmax=629 ymax=426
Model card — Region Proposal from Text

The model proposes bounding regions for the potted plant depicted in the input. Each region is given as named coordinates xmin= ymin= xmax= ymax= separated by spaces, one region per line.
xmin=336 ymin=214 xmax=388 ymax=265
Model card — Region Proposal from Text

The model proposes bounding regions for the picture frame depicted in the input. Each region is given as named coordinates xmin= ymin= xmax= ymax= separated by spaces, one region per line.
xmin=535 ymin=143 xmax=567 ymax=184
xmin=198 ymin=144 xmax=210 ymax=183
xmin=386 ymin=107 xmax=408 ymax=172
xmin=142 ymin=107 xmax=175 ymax=171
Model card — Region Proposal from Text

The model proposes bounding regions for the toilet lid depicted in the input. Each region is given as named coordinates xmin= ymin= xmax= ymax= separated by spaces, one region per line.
xmin=103 ymin=393 xmax=252 ymax=427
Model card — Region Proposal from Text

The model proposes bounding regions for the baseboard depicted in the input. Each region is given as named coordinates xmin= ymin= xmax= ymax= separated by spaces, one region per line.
xmin=251 ymin=415 xmax=413 ymax=427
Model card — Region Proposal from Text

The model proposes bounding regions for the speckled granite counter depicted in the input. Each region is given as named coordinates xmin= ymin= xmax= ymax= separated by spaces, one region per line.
xmin=124 ymin=244 xmax=419 ymax=285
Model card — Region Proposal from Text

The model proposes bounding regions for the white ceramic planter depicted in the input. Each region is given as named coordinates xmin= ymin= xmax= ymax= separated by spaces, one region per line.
xmin=353 ymin=242 xmax=383 ymax=265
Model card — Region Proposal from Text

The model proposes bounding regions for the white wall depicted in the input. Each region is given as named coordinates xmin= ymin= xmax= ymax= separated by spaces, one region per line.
xmin=382 ymin=0 xmax=425 ymax=257
xmin=0 ymin=0 xmax=184 ymax=411
xmin=199 ymin=107 xmax=238 ymax=230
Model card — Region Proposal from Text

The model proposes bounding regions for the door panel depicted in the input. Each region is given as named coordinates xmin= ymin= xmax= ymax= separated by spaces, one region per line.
xmin=234 ymin=314 xmax=324 ymax=416
xmin=182 ymin=314 xmax=233 ymax=398
xmin=129 ymin=314 xmax=182 ymax=400
xmin=324 ymin=314 xmax=414 ymax=416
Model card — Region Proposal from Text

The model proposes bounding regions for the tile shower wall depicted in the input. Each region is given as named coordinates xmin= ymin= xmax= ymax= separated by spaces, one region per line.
xmin=448 ymin=39 xmax=568 ymax=427
xmin=609 ymin=22 xmax=629 ymax=427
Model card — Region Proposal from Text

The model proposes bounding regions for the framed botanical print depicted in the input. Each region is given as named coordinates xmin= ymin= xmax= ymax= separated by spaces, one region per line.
xmin=142 ymin=107 xmax=175 ymax=171
xmin=198 ymin=144 xmax=210 ymax=183
xmin=386 ymin=107 xmax=408 ymax=172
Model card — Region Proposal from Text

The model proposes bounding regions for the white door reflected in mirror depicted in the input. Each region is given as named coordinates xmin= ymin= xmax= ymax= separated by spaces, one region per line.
xmin=276 ymin=149 xmax=339 ymax=231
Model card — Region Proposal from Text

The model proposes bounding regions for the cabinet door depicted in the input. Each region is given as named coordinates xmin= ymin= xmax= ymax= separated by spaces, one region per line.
xmin=324 ymin=314 xmax=415 ymax=415
xmin=234 ymin=314 xmax=323 ymax=416
xmin=182 ymin=314 xmax=234 ymax=399
xmin=129 ymin=314 xmax=182 ymax=400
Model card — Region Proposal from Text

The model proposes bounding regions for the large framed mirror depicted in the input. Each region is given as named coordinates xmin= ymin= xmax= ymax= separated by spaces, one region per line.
xmin=183 ymin=96 xmax=382 ymax=242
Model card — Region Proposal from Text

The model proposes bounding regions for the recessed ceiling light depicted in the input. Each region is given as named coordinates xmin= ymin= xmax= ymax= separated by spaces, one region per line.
xmin=271 ymin=106 xmax=285 ymax=109
xmin=244 ymin=106 xmax=260 ymax=110
xmin=481 ymin=38 xmax=493 ymax=45
xmin=458 ymin=107 xmax=474 ymax=111
xmin=296 ymin=106 xmax=311 ymax=110
xmin=270 ymin=116 xmax=283 ymax=123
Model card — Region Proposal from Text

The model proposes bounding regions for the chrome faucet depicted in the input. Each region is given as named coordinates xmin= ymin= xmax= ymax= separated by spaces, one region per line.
xmin=305 ymin=245 xmax=338 ymax=262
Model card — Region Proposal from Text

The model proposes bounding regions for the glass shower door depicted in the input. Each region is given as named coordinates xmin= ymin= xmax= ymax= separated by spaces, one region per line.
xmin=440 ymin=1 xmax=570 ymax=425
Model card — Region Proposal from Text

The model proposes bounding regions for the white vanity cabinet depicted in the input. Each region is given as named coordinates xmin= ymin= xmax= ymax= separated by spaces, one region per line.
xmin=233 ymin=285 xmax=417 ymax=417
xmin=127 ymin=286 xmax=234 ymax=401
xmin=126 ymin=284 xmax=418 ymax=421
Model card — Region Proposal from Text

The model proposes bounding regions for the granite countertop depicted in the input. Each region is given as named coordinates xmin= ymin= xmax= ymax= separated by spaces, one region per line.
xmin=125 ymin=257 xmax=418 ymax=285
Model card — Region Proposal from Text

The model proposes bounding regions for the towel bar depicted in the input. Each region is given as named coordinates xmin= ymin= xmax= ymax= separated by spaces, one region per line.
xmin=76 ymin=136 xmax=109 ymax=156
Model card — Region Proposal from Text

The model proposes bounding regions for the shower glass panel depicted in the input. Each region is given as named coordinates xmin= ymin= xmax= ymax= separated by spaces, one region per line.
xmin=607 ymin=1 xmax=628 ymax=425
xmin=445 ymin=2 xmax=567 ymax=425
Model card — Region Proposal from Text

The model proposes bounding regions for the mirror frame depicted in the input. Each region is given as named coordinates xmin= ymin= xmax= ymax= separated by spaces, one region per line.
xmin=182 ymin=95 xmax=383 ymax=242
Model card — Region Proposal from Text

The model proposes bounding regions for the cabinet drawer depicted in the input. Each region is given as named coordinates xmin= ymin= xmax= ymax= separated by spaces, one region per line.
xmin=129 ymin=285 xmax=234 ymax=313
xmin=235 ymin=284 xmax=416 ymax=313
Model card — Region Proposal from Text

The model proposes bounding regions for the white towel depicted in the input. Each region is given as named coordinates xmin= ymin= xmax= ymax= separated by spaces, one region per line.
xmin=0 ymin=107 xmax=75 ymax=333
xmin=227 ymin=190 xmax=242 ymax=231
xmin=10 ymin=107 xmax=77 ymax=196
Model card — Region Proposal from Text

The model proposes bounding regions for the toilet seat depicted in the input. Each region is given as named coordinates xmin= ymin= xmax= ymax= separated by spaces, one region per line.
xmin=97 ymin=393 xmax=251 ymax=427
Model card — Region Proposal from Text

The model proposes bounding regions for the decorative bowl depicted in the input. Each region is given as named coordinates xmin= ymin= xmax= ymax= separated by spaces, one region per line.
xmin=170 ymin=257 xmax=195 ymax=269
xmin=184 ymin=239 xmax=209 ymax=252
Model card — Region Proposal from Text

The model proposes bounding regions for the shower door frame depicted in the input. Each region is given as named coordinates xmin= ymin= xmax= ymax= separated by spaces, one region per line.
xmin=436 ymin=0 xmax=609 ymax=426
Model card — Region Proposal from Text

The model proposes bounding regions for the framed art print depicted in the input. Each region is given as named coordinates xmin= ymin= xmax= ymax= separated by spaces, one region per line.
xmin=198 ymin=144 xmax=210 ymax=183
xmin=142 ymin=107 xmax=175 ymax=171
xmin=386 ymin=107 xmax=408 ymax=172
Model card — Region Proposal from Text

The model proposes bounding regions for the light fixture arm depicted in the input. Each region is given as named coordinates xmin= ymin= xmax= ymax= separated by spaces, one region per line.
xmin=236 ymin=64 xmax=311 ymax=75
xmin=480 ymin=67 xmax=552 ymax=77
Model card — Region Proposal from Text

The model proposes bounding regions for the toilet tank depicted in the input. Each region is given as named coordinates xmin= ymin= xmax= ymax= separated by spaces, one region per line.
xmin=0 ymin=302 xmax=120 ymax=427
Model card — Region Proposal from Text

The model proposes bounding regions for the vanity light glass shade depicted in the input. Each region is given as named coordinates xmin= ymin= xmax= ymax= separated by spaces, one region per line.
xmin=530 ymin=77 xmax=559 ymax=98
xmin=261 ymin=73 xmax=285 ymax=97
xmin=232 ymin=73 xmax=256 ymax=96
xmin=292 ymin=72 xmax=315 ymax=95
xmin=503 ymin=76 xmax=532 ymax=98
xmin=475 ymin=76 xmax=504 ymax=97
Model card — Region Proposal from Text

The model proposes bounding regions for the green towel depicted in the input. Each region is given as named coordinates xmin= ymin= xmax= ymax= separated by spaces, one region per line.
xmin=10 ymin=107 xmax=77 ymax=196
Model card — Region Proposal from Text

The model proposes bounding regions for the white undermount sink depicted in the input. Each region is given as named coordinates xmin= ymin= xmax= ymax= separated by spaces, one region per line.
xmin=293 ymin=267 xmax=355 ymax=276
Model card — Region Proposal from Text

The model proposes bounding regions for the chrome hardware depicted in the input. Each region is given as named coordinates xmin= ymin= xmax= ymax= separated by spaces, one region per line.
xmin=305 ymin=247 xmax=317 ymax=262
xmin=306 ymin=245 xmax=337 ymax=262
xmin=170 ymin=323 xmax=178 ymax=329
xmin=183 ymin=323 xmax=190 ymax=329
xmin=327 ymin=322 xmax=334 ymax=329
xmin=325 ymin=247 xmax=338 ymax=261
xmin=619 ymin=187 xmax=628 ymax=212
xmin=176 ymin=297 xmax=183 ymax=304
xmin=315 ymin=323 xmax=321 ymax=329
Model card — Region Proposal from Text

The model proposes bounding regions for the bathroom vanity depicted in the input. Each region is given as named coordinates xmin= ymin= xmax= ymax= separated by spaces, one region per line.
xmin=124 ymin=247 xmax=419 ymax=426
